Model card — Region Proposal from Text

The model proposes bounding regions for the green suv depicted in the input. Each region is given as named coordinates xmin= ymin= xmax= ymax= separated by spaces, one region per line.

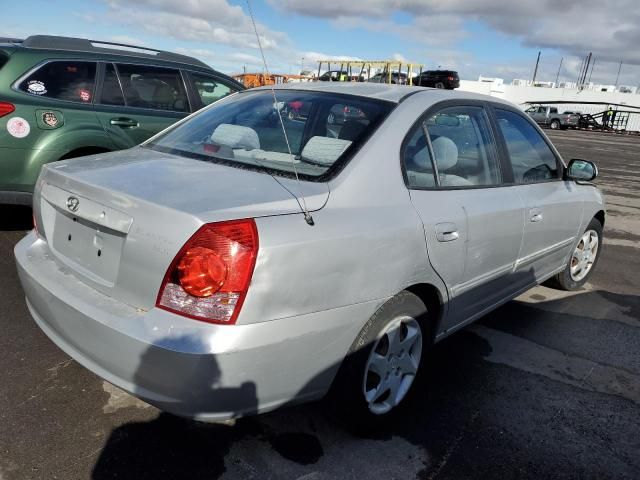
xmin=0 ymin=35 xmax=244 ymax=205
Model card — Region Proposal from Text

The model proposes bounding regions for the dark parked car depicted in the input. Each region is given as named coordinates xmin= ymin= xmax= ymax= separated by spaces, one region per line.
xmin=0 ymin=35 xmax=243 ymax=204
xmin=413 ymin=70 xmax=460 ymax=89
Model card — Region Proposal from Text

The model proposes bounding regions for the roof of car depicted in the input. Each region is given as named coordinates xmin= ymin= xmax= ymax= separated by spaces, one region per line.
xmin=1 ymin=35 xmax=211 ymax=70
xmin=252 ymin=82 xmax=508 ymax=105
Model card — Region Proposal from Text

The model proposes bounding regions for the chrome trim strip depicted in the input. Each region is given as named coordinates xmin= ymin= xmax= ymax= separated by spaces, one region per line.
xmin=515 ymin=237 xmax=575 ymax=269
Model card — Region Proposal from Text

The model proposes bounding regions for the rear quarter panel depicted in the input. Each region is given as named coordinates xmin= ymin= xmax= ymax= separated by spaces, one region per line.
xmin=240 ymin=90 xmax=450 ymax=334
xmin=0 ymin=51 xmax=115 ymax=191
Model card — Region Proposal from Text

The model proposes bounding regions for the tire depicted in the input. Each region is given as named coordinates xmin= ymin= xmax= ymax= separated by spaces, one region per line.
xmin=434 ymin=82 xmax=445 ymax=89
xmin=550 ymin=119 xmax=561 ymax=130
xmin=549 ymin=218 xmax=603 ymax=291
xmin=331 ymin=291 xmax=429 ymax=422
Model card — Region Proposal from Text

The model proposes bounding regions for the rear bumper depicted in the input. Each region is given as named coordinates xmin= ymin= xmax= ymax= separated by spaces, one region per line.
xmin=15 ymin=231 xmax=381 ymax=421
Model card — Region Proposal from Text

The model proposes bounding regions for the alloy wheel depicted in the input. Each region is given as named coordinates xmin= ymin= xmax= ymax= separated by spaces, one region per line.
xmin=570 ymin=229 xmax=599 ymax=281
xmin=363 ymin=316 xmax=422 ymax=415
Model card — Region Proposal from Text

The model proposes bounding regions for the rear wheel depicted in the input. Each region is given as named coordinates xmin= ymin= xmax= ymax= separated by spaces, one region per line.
xmin=434 ymin=82 xmax=445 ymax=89
xmin=550 ymin=119 xmax=561 ymax=130
xmin=332 ymin=291 xmax=428 ymax=420
xmin=550 ymin=218 xmax=602 ymax=290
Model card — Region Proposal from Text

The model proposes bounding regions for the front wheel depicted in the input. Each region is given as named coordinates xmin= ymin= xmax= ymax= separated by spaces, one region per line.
xmin=332 ymin=291 xmax=428 ymax=420
xmin=550 ymin=218 xmax=602 ymax=290
xmin=550 ymin=119 xmax=561 ymax=130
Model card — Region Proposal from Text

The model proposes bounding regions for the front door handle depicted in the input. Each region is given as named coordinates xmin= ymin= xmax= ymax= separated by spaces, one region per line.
xmin=530 ymin=208 xmax=543 ymax=222
xmin=435 ymin=222 xmax=459 ymax=242
xmin=110 ymin=118 xmax=139 ymax=128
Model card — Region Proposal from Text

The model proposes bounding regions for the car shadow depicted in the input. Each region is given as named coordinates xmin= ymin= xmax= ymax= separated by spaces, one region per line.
xmin=90 ymin=288 xmax=640 ymax=479
xmin=0 ymin=205 xmax=32 ymax=231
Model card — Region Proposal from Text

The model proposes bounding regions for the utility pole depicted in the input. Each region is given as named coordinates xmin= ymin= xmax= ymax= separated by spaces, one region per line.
xmin=576 ymin=55 xmax=586 ymax=87
xmin=555 ymin=57 xmax=563 ymax=87
xmin=580 ymin=52 xmax=592 ymax=90
xmin=588 ymin=57 xmax=596 ymax=84
xmin=300 ymin=56 xmax=304 ymax=74
xmin=532 ymin=51 xmax=541 ymax=85
xmin=614 ymin=61 xmax=623 ymax=88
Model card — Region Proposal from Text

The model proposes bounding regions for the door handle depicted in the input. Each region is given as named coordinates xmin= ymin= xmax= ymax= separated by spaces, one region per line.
xmin=530 ymin=208 xmax=543 ymax=223
xmin=110 ymin=118 xmax=138 ymax=128
xmin=435 ymin=222 xmax=459 ymax=242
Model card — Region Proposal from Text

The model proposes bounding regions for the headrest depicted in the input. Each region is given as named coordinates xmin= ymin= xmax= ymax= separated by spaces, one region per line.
xmin=211 ymin=124 xmax=260 ymax=150
xmin=301 ymin=136 xmax=352 ymax=165
xmin=339 ymin=121 xmax=367 ymax=141
xmin=152 ymin=83 xmax=174 ymax=104
xmin=431 ymin=136 xmax=458 ymax=171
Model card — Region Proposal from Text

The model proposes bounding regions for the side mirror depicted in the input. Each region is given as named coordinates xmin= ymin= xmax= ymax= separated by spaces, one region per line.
xmin=566 ymin=159 xmax=598 ymax=182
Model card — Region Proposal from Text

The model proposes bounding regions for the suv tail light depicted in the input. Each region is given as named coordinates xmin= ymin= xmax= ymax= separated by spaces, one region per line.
xmin=157 ymin=219 xmax=259 ymax=324
xmin=0 ymin=102 xmax=15 ymax=118
xmin=447 ymin=76 xmax=454 ymax=81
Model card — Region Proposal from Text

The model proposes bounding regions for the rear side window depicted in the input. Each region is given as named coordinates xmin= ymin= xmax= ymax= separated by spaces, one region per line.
xmin=0 ymin=53 xmax=8 ymax=70
xmin=18 ymin=61 xmax=97 ymax=103
xmin=192 ymin=72 xmax=239 ymax=107
xmin=403 ymin=105 xmax=501 ymax=189
xmin=115 ymin=64 xmax=188 ymax=112
xmin=495 ymin=109 xmax=559 ymax=183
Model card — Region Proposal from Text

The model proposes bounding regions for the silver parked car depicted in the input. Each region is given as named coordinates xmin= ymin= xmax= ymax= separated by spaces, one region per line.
xmin=15 ymin=83 xmax=604 ymax=421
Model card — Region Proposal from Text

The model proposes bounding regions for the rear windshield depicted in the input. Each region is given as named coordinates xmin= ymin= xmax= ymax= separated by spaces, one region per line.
xmin=146 ymin=90 xmax=393 ymax=180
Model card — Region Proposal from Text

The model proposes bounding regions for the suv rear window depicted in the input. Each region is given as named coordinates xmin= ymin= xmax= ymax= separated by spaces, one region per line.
xmin=147 ymin=90 xmax=393 ymax=180
xmin=18 ymin=61 xmax=97 ymax=103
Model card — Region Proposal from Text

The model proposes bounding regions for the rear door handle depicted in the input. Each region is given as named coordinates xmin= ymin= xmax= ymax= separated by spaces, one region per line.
xmin=530 ymin=208 xmax=543 ymax=222
xmin=435 ymin=222 xmax=459 ymax=242
xmin=110 ymin=118 xmax=139 ymax=128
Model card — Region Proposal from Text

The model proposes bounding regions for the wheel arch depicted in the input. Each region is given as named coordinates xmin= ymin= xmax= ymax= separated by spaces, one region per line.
xmin=594 ymin=209 xmax=605 ymax=227
xmin=59 ymin=146 xmax=111 ymax=160
xmin=404 ymin=283 xmax=445 ymax=343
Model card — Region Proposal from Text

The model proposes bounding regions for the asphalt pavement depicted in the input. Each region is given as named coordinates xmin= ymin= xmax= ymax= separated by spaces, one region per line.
xmin=0 ymin=129 xmax=638 ymax=479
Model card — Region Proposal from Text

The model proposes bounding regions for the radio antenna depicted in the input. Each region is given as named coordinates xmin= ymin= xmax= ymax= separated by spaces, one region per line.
xmin=246 ymin=0 xmax=314 ymax=226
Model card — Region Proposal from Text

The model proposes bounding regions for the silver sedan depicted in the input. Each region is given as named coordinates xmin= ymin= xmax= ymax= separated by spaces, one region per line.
xmin=15 ymin=83 xmax=604 ymax=421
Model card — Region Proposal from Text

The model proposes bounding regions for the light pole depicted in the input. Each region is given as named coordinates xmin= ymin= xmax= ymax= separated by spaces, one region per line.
xmin=300 ymin=56 xmax=304 ymax=74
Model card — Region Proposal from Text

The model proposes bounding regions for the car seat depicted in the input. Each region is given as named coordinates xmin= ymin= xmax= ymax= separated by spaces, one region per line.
xmin=411 ymin=136 xmax=472 ymax=187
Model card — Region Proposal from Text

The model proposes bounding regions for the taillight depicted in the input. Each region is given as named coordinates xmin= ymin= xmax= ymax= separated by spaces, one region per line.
xmin=0 ymin=102 xmax=15 ymax=118
xmin=157 ymin=219 xmax=259 ymax=324
xmin=447 ymin=76 xmax=454 ymax=81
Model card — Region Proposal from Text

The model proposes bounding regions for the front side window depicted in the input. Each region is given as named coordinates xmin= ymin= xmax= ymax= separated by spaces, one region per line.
xmin=403 ymin=105 xmax=501 ymax=188
xmin=495 ymin=109 xmax=559 ymax=183
xmin=192 ymin=73 xmax=238 ymax=107
xmin=146 ymin=90 xmax=393 ymax=180
xmin=115 ymin=64 xmax=188 ymax=112
xmin=18 ymin=61 xmax=97 ymax=103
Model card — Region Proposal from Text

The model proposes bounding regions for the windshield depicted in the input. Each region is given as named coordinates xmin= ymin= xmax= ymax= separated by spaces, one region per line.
xmin=146 ymin=90 xmax=393 ymax=180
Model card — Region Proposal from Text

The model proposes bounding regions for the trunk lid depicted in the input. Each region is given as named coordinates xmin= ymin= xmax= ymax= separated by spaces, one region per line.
xmin=35 ymin=147 xmax=329 ymax=310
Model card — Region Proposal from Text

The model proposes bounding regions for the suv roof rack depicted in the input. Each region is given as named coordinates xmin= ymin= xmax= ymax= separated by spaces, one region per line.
xmin=20 ymin=35 xmax=210 ymax=70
